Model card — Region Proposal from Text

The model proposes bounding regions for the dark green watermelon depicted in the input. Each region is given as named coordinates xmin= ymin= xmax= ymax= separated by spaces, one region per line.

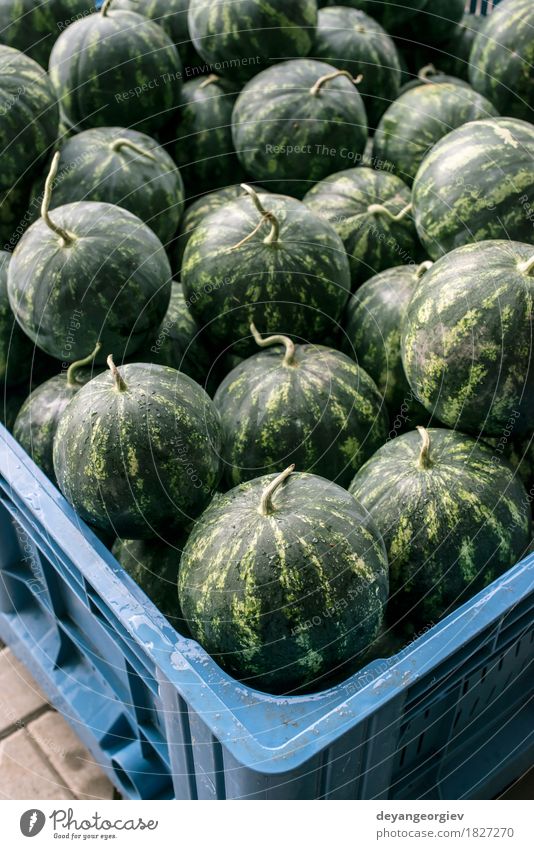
xmin=303 ymin=166 xmax=420 ymax=288
xmin=469 ymin=0 xmax=534 ymax=123
xmin=319 ymin=1 xmax=426 ymax=34
xmin=181 ymin=186 xmax=351 ymax=355
xmin=188 ymin=0 xmax=318 ymax=83
xmin=0 ymin=46 xmax=59 ymax=191
xmin=178 ymin=466 xmax=388 ymax=693
xmin=0 ymin=178 xmax=34 ymax=250
xmin=350 ymin=427 xmax=531 ymax=628
xmin=412 ymin=117 xmax=534 ymax=259
xmin=8 ymin=154 xmax=172 ymax=363
xmin=431 ymin=14 xmax=484 ymax=81
xmin=373 ymin=82 xmax=497 ymax=186
xmin=49 ymin=5 xmax=182 ymax=133
xmin=402 ymin=240 xmax=534 ymax=437
xmin=13 ymin=342 xmax=101 ymax=484
xmin=33 ymin=127 xmax=184 ymax=246
xmin=312 ymin=6 xmax=401 ymax=128
xmin=172 ymin=75 xmax=244 ymax=194
xmin=0 ymin=250 xmax=33 ymax=388
xmin=214 ymin=327 xmax=388 ymax=488
xmin=111 ymin=0 xmax=202 ymax=70
xmin=53 ymin=359 xmax=222 ymax=538
xmin=342 ymin=263 xmax=431 ymax=425
xmin=169 ymin=184 xmax=245 ymax=274
xmin=112 ymin=535 xmax=189 ymax=627
xmin=232 ymin=59 xmax=368 ymax=197
xmin=0 ymin=0 xmax=94 ymax=69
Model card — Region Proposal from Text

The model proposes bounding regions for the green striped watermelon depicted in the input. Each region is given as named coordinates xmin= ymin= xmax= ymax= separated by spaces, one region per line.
xmin=303 ymin=166 xmax=420 ymax=288
xmin=188 ymin=0 xmax=318 ymax=82
xmin=53 ymin=359 xmax=222 ymax=538
xmin=350 ymin=426 xmax=531 ymax=628
xmin=34 ymin=127 xmax=184 ymax=245
xmin=312 ymin=6 xmax=401 ymax=127
xmin=232 ymin=59 xmax=368 ymax=198
xmin=178 ymin=466 xmax=389 ymax=693
xmin=49 ymin=3 xmax=182 ymax=133
xmin=0 ymin=46 xmax=59 ymax=191
xmin=0 ymin=250 xmax=33 ymax=388
xmin=469 ymin=0 xmax=534 ymax=123
xmin=373 ymin=82 xmax=497 ymax=186
xmin=0 ymin=0 xmax=93 ymax=69
xmin=181 ymin=186 xmax=351 ymax=355
xmin=412 ymin=117 xmax=534 ymax=259
xmin=401 ymin=240 xmax=534 ymax=437
xmin=112 ymin=0 xmax=202 ymax=70
xmin=214 ymin=326 xmax=388 ymax=488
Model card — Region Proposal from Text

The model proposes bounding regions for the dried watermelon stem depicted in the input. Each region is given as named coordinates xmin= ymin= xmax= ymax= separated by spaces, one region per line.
xmin=107 ymin=355 xmax=128 ymax=392
xmin=66 ymin=341 xmax=101 ymax=388
xmin=415 ymin=260 xmax=434 ymax=279
xmin=367 ymin=202 xmax=413 ymax=221
xmin=110 ymin=137 xmax=157 ymax=162
xmin=100 ymin=0 xmax=114 ymax=15
xmin=519 ymin=254 xmax=534 ymax=275
xmin=259 ymin=464 xmax=295 ymax=516
xmin=310 ymin=69 xmax=363 ymax=96
xmin=250 ymin=322 xmax=296 ymax=367
xmin=41 ymin=152 xmax=76 ymax=247
xmin=230 ymin=184 xmax=280 ymax=249
xmin=199 ymin=74 xmax=220 ymax=88
xmin=417 ymin=426 xmax=432 ymax=470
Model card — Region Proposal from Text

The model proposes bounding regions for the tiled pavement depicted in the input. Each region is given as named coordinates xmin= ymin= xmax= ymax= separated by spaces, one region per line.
xmin=0 ymin=642 xmax=532 ymax=800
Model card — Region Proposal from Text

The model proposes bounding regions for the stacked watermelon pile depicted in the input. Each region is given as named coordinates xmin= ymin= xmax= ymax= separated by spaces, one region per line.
xmin=1 ymin=0 xmax=533 ymax=694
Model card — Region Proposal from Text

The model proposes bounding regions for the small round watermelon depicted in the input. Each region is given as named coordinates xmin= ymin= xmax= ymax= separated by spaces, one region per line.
xmin=13 ymin=342 xmax=102 ymax=484
xmin=232 ymin=59 xmax=368 ymax=197
xmin=303 ymin=166 xmax=420 ymax=288
xmin=412 ymin=117 xmax=534 ymax=259
xmin=0 ymin=250 xmax=33 ymax=388
xmin=0 ymin=45 xmax=59 ymax=191
xmin=181 ymin=186 xmax=351 ymax=355
xmin=178 ymin=466 xmax=389 ymax=693
xmin=350 ymin=426 xmax=531 ymax=628
xmin=469 ymin=0 xmax=534 ymax=123
xmin=188 ymin=0 xmax=318 ymax=83
xmin=0 ymin=0 xmax=94 ymax=69
xmin=173 ymin=75 xmax=244 ymax=194
xmin=373 ymin=82 xmax=497 ymax=186
xmin=111 ymin=0 xmax=202 ymax=70
xmin=312 ymin=6 xmax=401 ymax=128
xmin=214 ymin=326 xmax=388 ymax=488
xmin=33 ymin=127 xmax=184 ymax=246
xmin=8 ymin=155 xmax=172 ymax=363
xmin=49 ymin=4 xmax=182 ymax=133
xmin=54 ymin=359 xmax=222 ymax=538
xmin=342 ymin=263 xmax=431 ymax=422
xmin=402 ymin=240 xmax=534 ymax=437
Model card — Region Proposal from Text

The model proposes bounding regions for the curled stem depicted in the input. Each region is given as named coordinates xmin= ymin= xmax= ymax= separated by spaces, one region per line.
xmin=107 ymin=354 xmax=127 ymax=392
xmin=230 ymin=184 xmax=280 ymax=249
xmin=417 ymin=426 xmax=432 ymax=469
xmin=518 ymin=254 xmax=534 ymax=276
xmin=367 ymin=202 xmax=413 ymax=222
xmin=259 ymin=464 xmax=295 ymax=516
xmin=415 ymin=260 xmax=434 ymax=279
xmin=110 ymin=137 xmax=157 ymax=162
xmin=310 ymin=69 xmax=363 ymax=96
xmin=418 ymin=63 xmax=439 ymax=82
xmin=66 ymin=341 xmax=101 ymax=388
xmin=41 ymin=152 xmax=76 ymax=246
xmin=199 ymin=74 xmax=220 ymax=88
xmin=250 ymin=322 xmax=296 ymax=367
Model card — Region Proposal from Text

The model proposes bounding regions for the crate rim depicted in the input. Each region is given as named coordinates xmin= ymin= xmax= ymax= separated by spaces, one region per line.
xmin=1 ymin=422 xmax=533 ymax=776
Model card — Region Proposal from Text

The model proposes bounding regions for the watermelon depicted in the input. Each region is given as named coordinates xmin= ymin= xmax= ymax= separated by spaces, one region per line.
xmin=0 ymin=178 xmax=34 ymax=250
xmin=350 ymin=427 xmax=531 ymax=628
xmin=112 ymin=535 xmax=189 ymax=627
xmin=188 ymin=0 xmax=318 ymax=83
xmin=0 ymin=250 xmax=33 ymax=387
xmin=0 ymin=0 xmax=94 ymax=69
xmin=399 ymin=0 xmax=465 ymax=47
xmin=373 ymin=82 xmax=497 ymax=186
xmin=303 ymin=166 xmax=420 ymax=288
xmin=53 ymin=358 xmax=222 ymax=538
xmin=431 ymin=14 xmax=484 ymax=81
xmin=319 ymin=1 xmax=426 ymax=35
xmin=172 ymin=75 xmax=245 ymax=194
xmin=214 ymin=324 xmax=388 ymax=488
xmin=8 ymin=153 xmax=172 ymax=363
xmin=32 ymin=127 xmax=184 ymax=246
xmin=49 ymin=2 xmax=182 ymax=133
xmin=312 ymin=6 xmax=401 ymax=128
xmin=13 ymin=342 xmax=101 ymax=485
xmin=178 ymin=466 xmax=389 ymax=693
xmin=401 ymin=240 xmax=534 ymax=437
xmin=181 ymin=185 xmax=351 ymax=355
xmin=232 ymin=59 xmax=368 ymax=197
xmin=412 ymin=118 xmax=534 ymax=260
xmin=398 ymin=65 xmax=470 ymax=95
xmin=342 ymin=263 xmax=431 ymax=422
xmin=469 ymin=0 xmax=534 ymax=123
xmin=111 ymin=0 xmax=202 ymax=70
xmin=0 ymin=45 xmax=59 ymax=191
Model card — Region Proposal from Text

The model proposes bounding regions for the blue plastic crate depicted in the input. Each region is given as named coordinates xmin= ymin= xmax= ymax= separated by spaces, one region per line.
xmin=1 ymin=423 xmax=533 ymax=799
